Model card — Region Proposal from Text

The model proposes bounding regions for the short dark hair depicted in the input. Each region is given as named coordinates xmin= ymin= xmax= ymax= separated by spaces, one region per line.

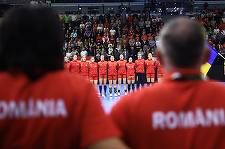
xmin=0 ymin=5 xmax=64 ymax=80
xmin=160 ymin=17 xmax=206 ymax=68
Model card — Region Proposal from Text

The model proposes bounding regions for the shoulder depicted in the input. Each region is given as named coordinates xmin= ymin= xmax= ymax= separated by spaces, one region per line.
xmin=44 ymin=70 xmax=92 ymax=94
xmin=0 ymin=72 xmax=10 ymax=80
xmin=202 ymin=80 xmax=225 ymax=93
xmin=0 ymin=72 xmax=29 ymax=89
xmin=112 ymin=82 xmax=174 ymax=112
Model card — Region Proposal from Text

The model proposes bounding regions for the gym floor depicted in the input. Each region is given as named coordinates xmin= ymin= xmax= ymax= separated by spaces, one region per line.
xmin=98 ymin=84 xmax=141 ymax=113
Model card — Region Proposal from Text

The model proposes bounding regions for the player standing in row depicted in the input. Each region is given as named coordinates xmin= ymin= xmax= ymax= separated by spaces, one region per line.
xmin=64 ymin=56 xmax=70 ymax=72
xmin=80 ymin=56 xmax=89 ymax=79
xmin=126 ymin=57 xmax=135 ymax=93
xmin=98 ymin=55 xmax=108 ymax=96
xmin=117 ymin=54 xmax=127 ymax=95
xmin=145 ymin=53 xmax=155 ymax=86
xmin=135 ymin=53 xmax=145 ymax=89
xmin=89 ymin=57 xmax=98 ymax=86
xmin=108 ymin=56 xmax=118 ymax=97
xmin=70 ymin=55 xmax=80 ymax=74
xmin=155 ymin=57 xmax=163 ymax=82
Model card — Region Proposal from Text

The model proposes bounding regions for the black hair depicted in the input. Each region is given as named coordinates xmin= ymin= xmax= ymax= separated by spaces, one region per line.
xmin=0 ymin=5 xmax=64 ymax=80
xmin=161 ymin=17 xmax=206 ymax=68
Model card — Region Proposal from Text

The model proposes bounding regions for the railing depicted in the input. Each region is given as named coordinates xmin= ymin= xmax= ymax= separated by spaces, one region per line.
xmin=194 ymin=1 xmax=225 ymax=5
xmin=51 ymin=1 xmax=225 ymax=7
xmin=51 ymin=2 xmax=145 ymax=7
xmin=0 ymin=0 xmax=46 ymax=4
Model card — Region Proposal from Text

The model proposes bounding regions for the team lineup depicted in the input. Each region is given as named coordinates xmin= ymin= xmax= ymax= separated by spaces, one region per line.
xmin=64 ymin=52 xmax=163 ymax=96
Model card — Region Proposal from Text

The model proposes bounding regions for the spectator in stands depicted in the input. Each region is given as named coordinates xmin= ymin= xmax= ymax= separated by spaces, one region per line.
xmin=61 ymin=8 xmax=224 ymax=67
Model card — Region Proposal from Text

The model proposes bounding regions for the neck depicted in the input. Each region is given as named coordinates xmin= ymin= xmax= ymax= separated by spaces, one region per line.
xmin=165 ymin=67 xmax=201 ymax=75
xmin=163 ymin=68 xmax=203 ymax=82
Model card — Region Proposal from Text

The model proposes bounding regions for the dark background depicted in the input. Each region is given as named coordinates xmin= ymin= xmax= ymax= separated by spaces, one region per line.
xmin=53 ymin=0 xmax=144 ymax=2
xmin=208 ymin=54 xmax=225 ymax=82
xmin=52 ymin=0 xmax=225 ymax=2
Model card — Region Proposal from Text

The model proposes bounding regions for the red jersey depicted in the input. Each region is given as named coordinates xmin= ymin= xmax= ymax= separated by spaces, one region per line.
xmin=110 ymin=37 xmax=115 ymax=45
xmin=108 ymin=61 xmax=117 ymax=76
xmin=141 ymin=34 xmax=148 ymax=42
xmin=98 ymin=61 xmax=107 ymax=75
xmin=89 ymin=62 xmax=98 ymax=77
xmin=155 ymin=60 xmax=163 ymax=75
xmin=126 ymin=62 xmax=135 ymax=76
xmin=128 ymin=15 xmax=133 ymax=24
xmin=0 ymin=71 xmax=120 ymax=148
xmin=135 ymin=59 xmax=145 ymax=73
xmin=80 ymin=61 xmax=89 ymax=76
xmin=117 ymin=60 xmax=127 ymax=75
xmin=70 ymin=60 xmax=80 ymax=73
xmin=219 ymin=22 xmax=225 ymax=30
xmin=64 ymin=62 xmax=70 ymax=72
xmin=111 ymin=70 xmax=225 ymax=149
xmin=96 ymin=35 xmax=102 ymax=42
xmin=145 ymin=59 xmax=155 ymax=74
xmin=128 ymin=29 xmax=134 ymax=37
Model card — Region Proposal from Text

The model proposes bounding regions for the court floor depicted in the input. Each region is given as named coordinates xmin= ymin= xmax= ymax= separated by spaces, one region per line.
xmin=98 ymin=84 xmax=142 ymax=113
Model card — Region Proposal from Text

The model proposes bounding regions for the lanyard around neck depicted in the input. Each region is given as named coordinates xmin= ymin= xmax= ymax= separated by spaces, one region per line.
xmin=170 ymin=72 xmax=205 ymax=81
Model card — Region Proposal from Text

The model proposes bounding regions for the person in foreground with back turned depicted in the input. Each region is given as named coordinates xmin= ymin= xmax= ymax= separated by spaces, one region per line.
xmin=111 ymin=17 xmax=225 ymax=149
xmin=0 ymin=6 xmax=127 ymax=149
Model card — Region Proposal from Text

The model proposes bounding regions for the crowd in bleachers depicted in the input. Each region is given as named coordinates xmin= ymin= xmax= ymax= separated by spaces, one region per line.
xmin=199 ymin=9 xmax=225 ymax=54
xmin=60 ymin=9 xmax=224 ymax=61
xmin=60 ymin=12 xmax=163 ymax=61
